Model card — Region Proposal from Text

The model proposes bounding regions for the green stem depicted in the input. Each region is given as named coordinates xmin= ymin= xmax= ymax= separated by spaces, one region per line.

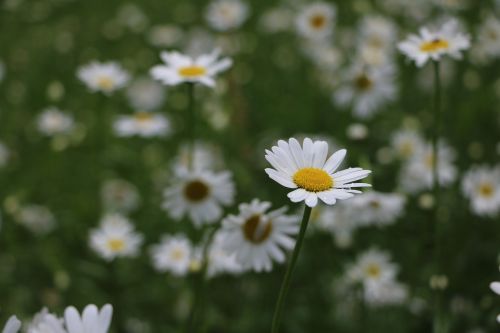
xmin=186 ymin=82 xmax=195 ymax=170
xmin=271 ymin=205 xmax=312 ymax=333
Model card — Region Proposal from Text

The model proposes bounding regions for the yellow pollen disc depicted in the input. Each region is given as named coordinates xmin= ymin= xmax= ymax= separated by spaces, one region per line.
xmin=242 ymin=214 xmax=273 ymax=244
xmin=97 ymin=76 xmax=115 ymax=90
xmin=170 ymin=248 xmax=185 ymax=261
xmin=107 ymin=239 xmax=125 ymax=252
xmin=420 ymin=38 xmax=450 ymax=53
xmin=134 ymin=112 xmax=153 ymax=122
xmin=178 ymin=66 xmax=207 ymax=78
xmin=310 ymin=14 xmax=326 ymax=29
xmin=354 ymin=74 xmax=373 ymax=91
xmin=293 ymin=168 xmax=333 ymax=192
xmin=366 ymin=264 xmax=381 ymax=278
xmin=184 ymin=180 xmax=210 ymax=202
xmin=478 ymin=183 xmax=494 ymax=198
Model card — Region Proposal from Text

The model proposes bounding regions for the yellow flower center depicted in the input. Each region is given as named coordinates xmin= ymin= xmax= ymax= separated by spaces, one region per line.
xmin=420 ymin=38 xmax=450 ymax=53
xmin=97 ymin=76 xmax=115 ymax=90
xmin=478 ymin=183 xmax=494 ymax=198
xmin=170 ymin=248 xmax=186 ymax=261
xmin=184 ymin=180 xmax=210 ymax=202
xmin=242 ymin=214 xmax=273 ymax=244
xmin=178 ymin=66 xmax=207 ymax=78
xmin=354 ymin=74 xmax=373 ymax=91
xmin=107 ymin=239 xmax=125 ymax=252
xmin=310 ymin=14 xmax=326 ymax=29
xmin=293 ymin=168 xmax=333 ymax=192
xmin=134 ymin=112 xmax=153 ymax=122
xmin=366 ymin=264 xmax=381 ymax=278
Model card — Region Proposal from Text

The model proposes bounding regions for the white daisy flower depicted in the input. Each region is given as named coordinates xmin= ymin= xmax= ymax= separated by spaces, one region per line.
xmin=26 ymin=308 xmax=66 ymax=333
xmin=220 ymin=199 xmax=300 ymax=272
xmin=346 ymin=248 xmax=399 ymax=288
xmin=473 ymin=16 xmax=500 ymax=63
xmin=358 ymin=15 xmax=397 ymax=54
xmin=113 ymin=111 xmax=171 ymax=138
xmin=391 ymin=129 xmax=425 ymax=160
xmin=349 ymin=191 xmax=406 ymax=227
xmin=462 ymin=165 xmax=500 ymax=217
xmin=150 ymin=234 xmax=192 ymax=276
xmin=207 ymin=231 xmax=242 ymax=277
xmin=363 ymin=279 xmax=408 ymax=307
xmin=313 ymin=203 xmax=359 ymax=248
xmin=0 ymin=141 xmax=9 ymax=168
xmin=89 ymin=214 xmax=143 ymax=261
xmin=296 ymin=2 xmax=336 ymax=41
xmin=162 ymin=166 xmax=235 ymax=226
xmin=101 ymin=179 xmax=140 ymax=213
xmin=264 ymin=137 xmax=371 ymax=207
xmin=333 ymin=64 xmax=396 ymax=119
xmin=398 ymin=19 xmax=470 ymax=67
xmin=64 ymin=304 xmax=113 ymax=333
xmin=16 ymin=204 xmax=56 ymax=234
xmin=205 ymin=0 xmax=250 ymax=32
xmin=126 ymin=77 xmax=166 ymax=111
xmin=2 ymin=316 xmax=21 ymax=333
xmin=36 ymin=107 xmax=75 ymax=136
xmin=77 ymin=61 xmax=130 ymax=94
xmin=150 ymin=49 xmax=232 ymax=88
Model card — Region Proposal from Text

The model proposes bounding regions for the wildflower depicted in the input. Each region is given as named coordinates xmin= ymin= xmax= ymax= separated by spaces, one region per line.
xmin=77 ymin=61 xmax=130 ymax=94
xmin=101 ymin=179 xmax=140 ymax=213
xmin=296 ymin=2 xmax=336 ymax=41
xmin=36 ymin=107 xmax=75 ymax=136
xmin=113 ymin=111 xmax=171 ymax=138
xmin=349 ymin=191 xmax=406 ymax=226
xmin=462 ymin=165 xmax=500 ymax=217
xmin=64 ymin=304 xmax=112 ymax=333
xmin=205 ymin=0 xmax=250 ymax=32
xmin=16 ymin=204 xmax=56 ymax=234
xmin=150 ymin=234 xmax=192 ymax=276
xmin=26 ymin=308 xmax=66 ymax=333
xmin=126 ymin=77 xmax=166 ymax=111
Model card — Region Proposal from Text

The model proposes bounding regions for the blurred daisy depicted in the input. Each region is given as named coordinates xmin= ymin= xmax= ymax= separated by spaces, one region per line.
xmin=347 ymin=248 xmax=399 ymax=287
xmin=349 ymin=191 xmax=406 ymax=226
xmin=296 ymin=2 xmax=336 ymax=41
xmin=462 ymin=165 xmax=500 ymax=217
xmin=490 ymin=281 xmax=500 ymax=323
xmin=220 ymin=199 xmax=299 ymax=272
xmin=36 ymin=107 xmax=75 ymax=136
xmin=391 ymin=129 xmax=425 ymax=159
xmin=113 ymin=112 xmax=171 ymax=138
xmin=2 ymin=316 xmax=21 ymax=333
xmin=64 ymin=304 xmax=112 ymax=333
xmin=89 ymin=214 xmax=143 ymax=261
xmin=313 ymin=203 xmax=358 ymax=248
xmin=364 ymin=279 xmax=408 ymax=307
xmin=126 ymin=77 xmax=166 ymax=111
xmin=473 ymin=16 xmax=500 ymax=63
xmin=162 ymin=167 xmax=235 ymax=226
xmin=333 ymin=64 xmax=396 ymax=119
xmin=0 ymin=141 xmax=9 ymax=167
xmin=205 ymin=0 xmax=250 ymax=32
xmin=358 ymin=16 xmax=397 ymax=54
xmin=77 ymin=61 xmax=130 ymax=94
xmin=16 ymin=204 xmax=56 ymax=234
xmin=174 ymin=141 xmax=224 ymax=171
xmin=150 ymin=234 xmax=192 ymax=276
xmin=398 ymin=19 xmax=470 ymax=67
xmin=259 ymin=6 xmax=293 ymax=34
xmin=26 ymin=308 xmax=66 ymax=333
xmin=150 ymin=49 xmax=232 ymax=87
xmin=207 ymin=232 xmax=242 ymax=277
xmin=101 ymin=179 xmax=140 ymax=213
xmin=264 ymin=137 xmax=371 ymax=207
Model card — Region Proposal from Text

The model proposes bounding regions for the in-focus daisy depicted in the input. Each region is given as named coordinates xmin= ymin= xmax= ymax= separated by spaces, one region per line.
xmin=77 ymin=61 xmax=130 ymax=94
xmin=490 ymin=281 xmax=500 ymax=323
xmin=26 ymin=308 xmax=66 ymax=333
xmin=220 ymin=199 xmax=299 ymax=272
xmin=2 ymin=316 xmax=21 ymax=333
xmin=391 ymin=128 xmax=425 ymax=159
xmin=15 ymin=204 xmax=56 ymax=234
xmin=462 ymin=165 xmax=500 ymax=217
xmin=89 ymin=214 xmax=143 ymax=261
xmin=101 ymin=179 xmax=140 ymax=213
xmin=150 ymin=234 xmax=193 ymax=276
xmin=398 ymin=19 xmax=470 ymax=67
xmin=349 ymin=191 xmax=406 ymax=227
xmin=205 ymin=0 xmax=250 ymax=32
xmin=126 ymin=77 xmax=166 ymax=111
xmin=113 ymin=111 xmax=171 ymax=138
xmin=36 ymin=107 xmax=75 ymax=136
xmin=162 ymin=166 xmax=235 ymax=226
xmin=264 ymin=138 xmax=371 ymax=207
xmin=64 ymin=304 xmax=112 ymax=333
xmin=296 ymin=2 xmax=336 ymax=41
xmin=0 ymin=141 xmax=9 ymax=168
xmin=150 ymin=49 xmax=232 ymax=87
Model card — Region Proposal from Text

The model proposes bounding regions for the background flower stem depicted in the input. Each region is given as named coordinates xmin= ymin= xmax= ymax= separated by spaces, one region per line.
xmin=186 ymin=82 xmax=195 ymax=170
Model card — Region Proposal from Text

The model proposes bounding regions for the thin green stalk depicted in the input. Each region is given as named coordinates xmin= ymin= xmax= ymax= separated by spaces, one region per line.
xmin=271 ymin=205 xmax=312 ymax=333
xmin=186 ymin=82 xmax=196 ymax=170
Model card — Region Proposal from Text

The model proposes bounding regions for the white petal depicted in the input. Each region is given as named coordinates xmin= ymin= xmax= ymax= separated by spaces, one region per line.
xmin=491 ymin=282 xmax=500 ymax=295
xmin=302 ymin=138 xmax=314 ymax=166
xmin=265 ymin=169 xmax=297 ymax=188
xmin=317 ymin=191 xmax=337 ymax=205
xmin=2 ymin=316 xmax=21 ymax=333
xmin=312 ymin=141 xmax=328 ymax=168
xmin=305 ymin=193 xmax=318 ymax=207
xmin=64 ymin=307 xmax=84 ymax=333
xmin=287 ymin=188 xmax=308 ymax=202
xmin=289 ymin=138 xmax=305 ymax=168
xmin=98 ymin=304 xmax=113 ymax=333
xmin=323 ymin=149 xmax=346 ymax=173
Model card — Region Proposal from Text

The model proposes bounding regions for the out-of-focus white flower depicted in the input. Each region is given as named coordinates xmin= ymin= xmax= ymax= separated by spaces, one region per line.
xmin=77 ymin=61 xmax=130 ymax=94
xmin=2 ymin=316 xmax=21 ymax=333
xmin=150 ymin=49 xmax=232 ymax=87
xmin=126 ymin=77 xmax=166 ymax=111
xmin=116 ymin=3 xmax=148 ymax=33
xmin=0 ymin=141 xmax=9 ymax=167
xmin=462 ymin=165 xmax=500 ymax=217
xmin=150 ymin=234 xmax=192 ymax=276
xmin=16 ymin=204 xmax=56 ymax=234
xmin=101 ymin=179 xmax=140 ymax=213
xmin=174 ymin=142 xmax=224 ymax=171
xmin=36 ymin=107 xmax=75 ymax=136
xmin=349 ymin=191 xmax=406 ymax=227
xmin=364 ymin=279 xmax=408 ymax=307
xmin=148 ymin=25 xmax=183 ymax=48
xmin=391 ymin=129 xmax=425 ymax=160
xmin=205 ymin=0 xmax=250 ymax=32
xmin=207 ymin=231 xmax=242 ymax=277
xmin=346 ymin=123 xmax=369 ymax=140
xmin=26 ymin=308 xmax=66 ymax=333
xmin=398 ymin=19 xmax=470 ymax=67
xmin=296 ymin=2 xmax=336 ymax=41
xmin=472 ymin=16 xmax=500 ymax=64
xmin=304 ymin=43 xmax=342 ymax=71
xmin=313 ymin=204 xmax=359 ymax=248
xmin=259 ymin=6 xmax=293 ymax=34
xmin=64 ymin=304 xmax=113 ymax=333
xmin=113 ymin=112 xmax=171 ymax=138
xmin=358 ymin=16 xmax=397 ymax=54
xmin=89 ymin=214 xmax=143 ymax=261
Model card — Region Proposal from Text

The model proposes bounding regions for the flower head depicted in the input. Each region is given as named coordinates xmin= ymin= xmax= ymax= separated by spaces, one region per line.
xmin=64 ymin=304 xmax=112 ymax=333
xmin=205 ymin=0 xmax=250 ymax=32
xmin=296 ymin=2 xmax=336 ymax=40
xmin=77 ymin=61 xmax=130 ymax=94
xmin=150 ymin=234 xmax=193 ymax=276
xmin=462 ymin=165 xmax=500 ymax=217
xmin=113 ymin=111 xmax=171 ymax=138
xmin=37 ymin=107 xmax=75 ymax=136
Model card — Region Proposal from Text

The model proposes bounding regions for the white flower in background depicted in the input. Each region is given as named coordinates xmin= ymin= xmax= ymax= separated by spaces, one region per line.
xmin=0 ymin=141 xmax=9 ymax=167
xmin=333 ymin=64 xmax=396 ymax=119
xmin=162 ymin=167 xmax=235 ymax=226
xmin=174 ymin=141 xmax=224 ymax=171
xmin=113 ymin=112 xmax=171 ymax=138
xmin=115 ymin=3 xmax=148 ymax=33
xmin=490 ymin=281 xmax=500 ymax=323
xmin=313 ymin=203 xmax=359 ymax=248
xmin=89 ymin=214 xmax=143 ymax=261
xmin=101 ymin=179 xmax=140 ymax=213
xmin=473 ymin=16 xmax=500 ymax=63
xmin=462 ymin=165 xmax=500 ymax=217
xmin=126 ymin=77 xmax=166 ymax=111
xmin=16 ymin=204 xmax=56 ymax=234
xmin=64 ymin=304 xmax=112 ymax=333
xmin=220 ymin=199 xmax=299 ymax=272
xmin=346 ymin=123 xmax=369 ymax=141
xmin=36 ymin=107 xmax=75 ymax=136
xmin=400 ymin=141 xmax=457 ymax=193
xmin=77 ymin=61 xmax=130 ymax=94
xmin=259 ymin=6 xmax=293 ymax=34
xmin=205 ymin=0 xmax=250 ymax=32
xmin=265 ymin=138 xmax=371 ymax=207
xmin=150 ymin=234 xmax=192 ymax=276
xmin=2 ymin=316 xmax=21 ymax=333
xmin=150 ymin=49 xmax=232 ymax=87
xmin=207 ymin=232 xmax=242 ymax=277
xmin=398 ymin=19 xmax=470 ymax=67
xmin=26 ymin=308 xmax=66 ymax=333
xmin=349 ymin=191 xmax=406 ymax=227
xmin=364 ymin=279 xmax=408 ymax=307
xmin=347 ymin=248 xmax=399 ymax=287
xmin=391 ymin=129 xmax=425 ymax=160
xmin=358 ymin=16 xmax=397 ymax=54
xmin=296 ymin=2 xmax=336 ymax=41
xmin=148 ymin=25 xmax=183 ymax=48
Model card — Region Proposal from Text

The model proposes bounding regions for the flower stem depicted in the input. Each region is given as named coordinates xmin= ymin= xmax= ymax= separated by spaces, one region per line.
xmin=186 ymin=82 xmax=196 ymax=170
xmin=271 ymin=205 xmax=312 ymax=333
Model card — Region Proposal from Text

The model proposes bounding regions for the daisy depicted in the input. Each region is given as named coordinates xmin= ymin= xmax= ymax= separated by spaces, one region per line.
xmin=296 ymin=2 xmax=336 ymax=41
xmin=473 ymin=16 xmax=500 ymax=63
xmin=16 ymin=204 xmax=56 ymax=234
xmin=162 ymin=166 xmax=235 ymax=226
xmin=220 ymin=199 xmax=299 ymax=272
xmin=346 ymin=248 xmax=399 ymax=288
xmin=26 ymin=308 xmax=66 ymax=333
xmin=150 ymin=49 xmax=232 ymax=87
xmin=113 ymin=111 xmax=171 ymax=138
xmin=349 ymin=191 xmax=406 ymax=227
xmin=313 ymin=203 xmax=359 ymax=248
xmin=64 ymin=304 xmax=112 ymax=333
xmin=101 ymin=179 xmax=140 ymax=213
xmin=205 ymin=0 xmax=250 ymax=32
xmin=150 ymin=234 xmax=193 ymax=276
xmin=89 ymin=214 xmax=143 ymax=261
xmin=462 ymin=165 xmax=500 ymax=217
xmin=398 ymin=19 xmax=470 ymax=67
xmin=77 ymin=61 xmax=130 ymax=94
xmin=358 ymin=16 xmax=397 ymax=54
xmin=264 ymin=137 xmax=371 ymax=207
xmin=36 ymin=107 xmax=75 ymax=136
xmin=207 ymin=232 xmax=242 ymax=277
xmin=391 ymin=128 xmax=425 ymax=159
xmin=363 ymin=279 xmax=408 ymax=307
xmin=490 ymin=281 xmax=500 ymax=323
xmin=2 ymin=316 xmax=21 ymax=333
xmin=126 ymin=77 xmax=166 ymax=111
xmin=259 ymin=6 xmax=293 ymax=34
